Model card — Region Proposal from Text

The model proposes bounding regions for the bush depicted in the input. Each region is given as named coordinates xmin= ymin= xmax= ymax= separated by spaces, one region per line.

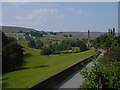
xmin=63 ymin=35 xmax=68 ymax=37
xmin=69 ymin=34 xmax=72 ymax=37
xmin=35 ymin=39 xmax=43 ymax=49
xmin=28 ymin=39 xmax=36 ymax=48
xmin=41 ymin=48 xmax=52 ymax=55
xmin=79 ymin=42 xmax=88 ymax=52
xmin=80 ymin=46 xmax=120 ymax=88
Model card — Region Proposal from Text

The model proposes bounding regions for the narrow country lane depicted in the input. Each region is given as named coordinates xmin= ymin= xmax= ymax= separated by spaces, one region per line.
xmin=55 ymin=50 xmax=106 ymax=88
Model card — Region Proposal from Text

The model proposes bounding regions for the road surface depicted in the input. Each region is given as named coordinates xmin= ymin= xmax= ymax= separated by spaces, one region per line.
xmin=55 ymin=50 xmax=105 ymax=88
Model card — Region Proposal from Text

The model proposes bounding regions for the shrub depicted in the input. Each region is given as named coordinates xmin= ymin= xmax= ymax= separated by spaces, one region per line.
xmin=35 ymin=39 xmax=43 ymax=49
xmin=28 ymin=39 xmax=36 ymax=48
xmin=41 ymin=48 xmax=52 ymax=55
xmin=80 ymin=46 xmax=120 ymax=88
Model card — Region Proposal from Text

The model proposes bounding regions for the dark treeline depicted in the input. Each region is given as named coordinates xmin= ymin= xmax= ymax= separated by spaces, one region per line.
xmin=18 ymin=30 xmax=47 ymax=37
xmin=41 ymin=40 xmax=88 ymax=55
xmin=92 ymin=28 xmax=119 ymax=50
xmin=81 ymin=28 xmax=120 ymax=88
xmin=2 ymin=32 xmax=24 ymax=73
xmin=28 ymin=39 xmax=43 ymax=49
xmin=63 ymin=34 xmax=72 ymax=37
xmin=50 ymin=32 xmax=57 ymax=35
xmin=28 ymin=38 xmax=88 ymax=55
xmin=81 ymin=46 xmax=120 ymax=88
xmin=25 ymin=31 xmax=44 ymax=37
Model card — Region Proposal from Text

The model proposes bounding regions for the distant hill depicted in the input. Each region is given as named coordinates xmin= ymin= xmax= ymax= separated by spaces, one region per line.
xmin=0 ymin=26 xmax=38 ymax=33
xmin=61 ymin=32 xmax=106 ymax=38
xmin=0 ymin=26 xmax=107 ymax=38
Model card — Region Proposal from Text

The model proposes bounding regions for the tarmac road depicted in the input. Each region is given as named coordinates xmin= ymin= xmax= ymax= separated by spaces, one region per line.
xmin=55 ymin=50 xmax=105 ymax=88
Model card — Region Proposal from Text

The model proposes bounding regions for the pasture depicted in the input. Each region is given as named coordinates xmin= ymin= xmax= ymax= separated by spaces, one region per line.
xmin=2 ymin=40 xmax=97 ymax=88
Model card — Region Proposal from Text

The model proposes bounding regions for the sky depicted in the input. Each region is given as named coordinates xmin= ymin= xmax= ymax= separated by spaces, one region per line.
xmin=2 ymin=2 xmax=118 ymax=32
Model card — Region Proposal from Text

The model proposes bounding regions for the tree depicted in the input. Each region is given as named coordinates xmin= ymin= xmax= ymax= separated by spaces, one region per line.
xmin=19 ymin=30 xmax=23 ymax=33
xmin=50 ymin=32 xmax=57 ymax=35
xmin=92 ymin=28 xmax=117 ymax=50
xmin=69 ymin=34 xmax=72 ymax=37
xmin=80 ymin=46 xmax=120 ymax=88
xmin=30 ymin=31 xmax=43 ymax=37
xmin=79 ymin=42 xmax=88 ymax=52
xmin=50 ymin=32 xmax=54 ymax=35
xmin=53 ymin=32 xmax=57 ymax=35
xmin=112 ymin=28 xmax=115 ymax=36
xmin=35 ymin=39 xmax=43 ymax=49
xmin=2 ymin=32 xmax=16 ymax=46
xmin=63 ymin=35 xmax=68 ymax=37
xmin=41 ymin=48 xmax=52 ymax=55
xmin=41 ymin=30 xmax=47 ymax=35
xmin=28 ymin=39 xmax=36 ymax=48
xmin=2 ymin=32 xmax=24 ymax=73
xmin=2 ymin=32 xmax=8 ymax=46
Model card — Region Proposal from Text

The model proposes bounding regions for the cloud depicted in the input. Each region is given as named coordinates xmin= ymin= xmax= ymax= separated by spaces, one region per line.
xmin=3 ymin=18 xmax=45 ymax=30
xmin=16 ymin=8 xmax=64 ymax=21
xmin=66 ymin=8 xmax=82 ymax=14
xmin=16 ymin=8 xmax=57 ymax=20
xmin=30 ymin=8 xmax=57 ymax=15
xmin=77 ymin=9 xmax=82 ymax=14
xmin=2 ymin=2 xmax=64 ymax=30
xmin=57 ymin=14 xmax=64 ymax=18
xmin=2 ymin=2 xmax=59 ymax=8
xmin=66 ymin=8 xmax=75 ymax=12
xmin=14 ymin=8 xmax=64 ymax=29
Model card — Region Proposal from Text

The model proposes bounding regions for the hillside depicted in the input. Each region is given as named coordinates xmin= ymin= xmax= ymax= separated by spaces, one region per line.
xmin=1 ymin=26 xmax=107 ymax=38
xmin=0 ymin=26 xmax=37 ymax=33
xmin=61 ymin=32 xmax=106 ymax=38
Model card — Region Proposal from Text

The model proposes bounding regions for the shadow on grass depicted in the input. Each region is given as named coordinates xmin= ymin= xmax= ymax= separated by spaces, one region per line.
xmin=32 ymin=65 xmax=49 ymax=69
xmin=2 ymin=78 xmax=8 ymax=81
xmin=2 ymin=78 xmax=9 ymax=88
xmin=24 ymin=53 xmax=33 ymax=59
xmin=15 ymin=65 xmax=49 ymax=71
xmin=10 ymin=53 xmax=49 ymax=72
xmin=2 ymin=83 xmax=9 ymax=88
xmin=22 ymin=53 xmax=33 ymax=66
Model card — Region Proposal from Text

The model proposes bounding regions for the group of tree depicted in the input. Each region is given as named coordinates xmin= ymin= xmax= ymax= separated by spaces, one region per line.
xmin=2 ymin=32 xmax=24 ymax=73
xmin=41 ymin=40 xmax=88 ymax=55
xmin=80 ymin=28 xmax=120 ymax=88
xmin=17 ymin=30 xmax=47 ymax=37
xmin=80 ymin=46 xmax=120 ymax=88
xmin=28 ymin=39 xmax=43 ymax=49
xmin=25 ymin=31 xmax=43 ymax=37
xmin=41 ymin=30 xmax=48 ymax=35
xmin=63 ymin=34 xmax=72 ymax=37
xmin=92 ymin=28 xmax=119 ymax=50
xmin=50 ymin=32 xmax=57 ymax=35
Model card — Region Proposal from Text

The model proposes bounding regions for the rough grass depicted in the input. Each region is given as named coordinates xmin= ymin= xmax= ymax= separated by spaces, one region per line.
xmin=2 ymin=40 xmax=97 ymax=88
xmin=5 ymin=33 xmax=24 ymax=38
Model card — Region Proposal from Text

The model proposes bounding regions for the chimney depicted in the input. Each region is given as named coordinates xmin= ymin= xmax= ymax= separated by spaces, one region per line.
xmin=88 ymin=30 xmax=90 ymax=48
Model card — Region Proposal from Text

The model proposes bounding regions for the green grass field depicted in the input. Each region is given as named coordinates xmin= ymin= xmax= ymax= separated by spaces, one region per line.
xmin=5 ymin=33 xmax=24 ymax=38
xmin=2 ymin=40 xmax=97 ymax=88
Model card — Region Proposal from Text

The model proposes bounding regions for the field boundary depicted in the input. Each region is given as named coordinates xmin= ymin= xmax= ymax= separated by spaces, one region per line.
xmin=29 ymin=51 xmax=101 ymax=89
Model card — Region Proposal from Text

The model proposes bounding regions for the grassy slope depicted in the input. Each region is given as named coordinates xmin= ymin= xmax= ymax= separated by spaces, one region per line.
xmin=1 ymin=26 xmax=37 ymax=33
xmin=2 ymin=40 xmax=97 ymax=88
xmin=5 ymin=33 xmax=24 ymax=38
